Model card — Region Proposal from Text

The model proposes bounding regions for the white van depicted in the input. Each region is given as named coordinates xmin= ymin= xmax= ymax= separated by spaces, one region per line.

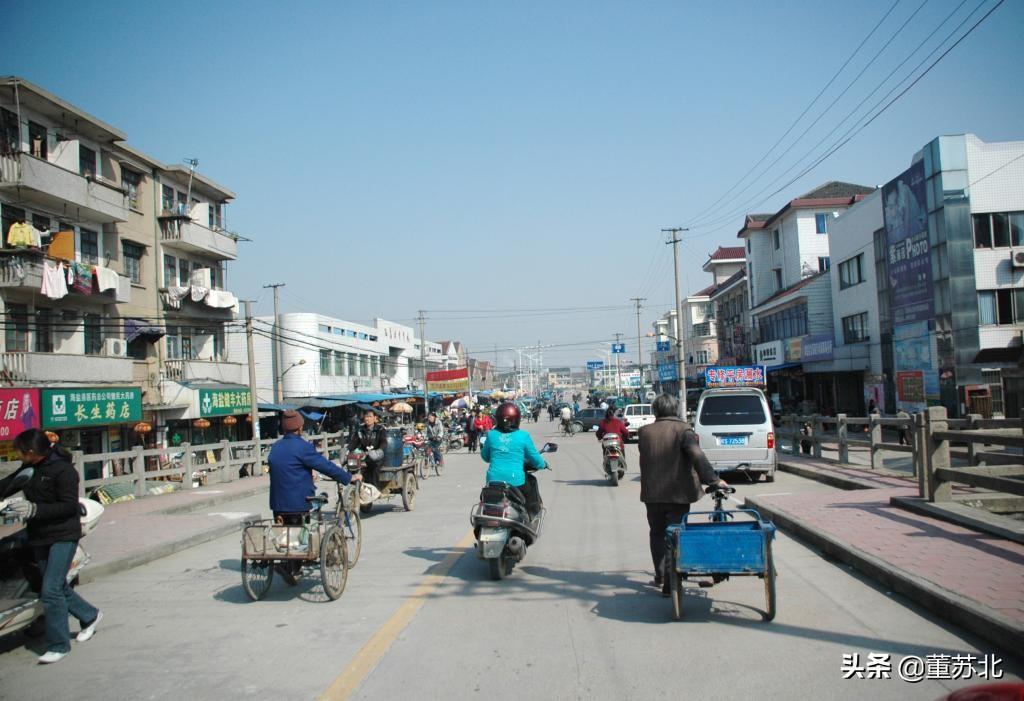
xmin=693 ymin=387 xmax=776 ymax=482
xmin=622 ymin=403 xmax=654 ymax=441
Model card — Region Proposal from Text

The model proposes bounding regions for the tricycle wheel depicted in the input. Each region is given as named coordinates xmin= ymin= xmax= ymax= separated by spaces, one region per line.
xmin=241 ymin=558 xmax=274 ymax=601
xmin=320 ymin=527 xmax=348 ymax=601
xmin=762 ymin=541 xmax=777 ymax=622
xmin=402 ymin=471 xmax=418 ymax=511
xmin=340 ymin=508 xmax=362 ymax=567
xmin=669 ymin=556 xmax=684 ymax=621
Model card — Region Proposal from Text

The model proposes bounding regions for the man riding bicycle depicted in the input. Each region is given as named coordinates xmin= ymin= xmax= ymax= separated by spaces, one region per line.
xmin=559 ymin=404 xmax=573 ymax=434
xmin=425 ymin=412 xmax=445 ymax=468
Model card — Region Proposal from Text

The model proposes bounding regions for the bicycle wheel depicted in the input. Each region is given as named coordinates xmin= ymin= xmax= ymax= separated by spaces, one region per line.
xmin=434 ymin=452 xmax=445 ymax=477
xmin=762 ymin=541 xmax=777 ymax=622
xmin=241 ymin=558 xmax=274 ymax=601
xmin=319 ymin=527 xmax=348 ymax=601
xmin=340 ymin=508 xmax=362 ymax=567
xmin=417 ymin=453 xmax=430 ymax=480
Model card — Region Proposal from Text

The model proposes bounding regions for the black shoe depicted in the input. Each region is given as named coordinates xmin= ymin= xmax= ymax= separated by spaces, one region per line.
xmin=274 ymin=563 xmax=298 ymax=586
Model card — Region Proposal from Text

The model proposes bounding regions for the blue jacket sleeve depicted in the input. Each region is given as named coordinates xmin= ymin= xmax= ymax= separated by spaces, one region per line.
xmin=521 ymin=434 xmax=545 ymax=469
xmin=300 ymin=442 xmax=352 ymax=484
xmin=480 ymin=430 xmax=492 ymax=462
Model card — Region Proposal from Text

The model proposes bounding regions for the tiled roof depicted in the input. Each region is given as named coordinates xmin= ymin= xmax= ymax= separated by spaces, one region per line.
xmin=797 ymin=181 xmax=876 ymax=200
xmin=709 ymin=269 xmax=747 ymax=299
xmin=736 ymin=213 xmax=774 ymax=237
xmin=708 ymin=246 xmax=745 ymax=261
xmin=692 ymin=282 xmax=719 ymax=298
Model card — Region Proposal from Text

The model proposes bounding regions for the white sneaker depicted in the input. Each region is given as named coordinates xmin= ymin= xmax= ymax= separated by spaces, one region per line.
xmin=38 ymin=650 xmax=68 ymax=664
xmin=77 ymin=611 xmax=103 ymax=642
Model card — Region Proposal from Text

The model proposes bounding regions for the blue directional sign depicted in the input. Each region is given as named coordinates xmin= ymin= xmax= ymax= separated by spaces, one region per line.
xmin=586 ymin=360 xmax=604 ymax=370
xmin=657 ymin=363 xmax=679 ymax=381
xmin=656 ymin=341 xmax=671 ymax=352
xmin=611 ymin=343 xmax=626 ymax=354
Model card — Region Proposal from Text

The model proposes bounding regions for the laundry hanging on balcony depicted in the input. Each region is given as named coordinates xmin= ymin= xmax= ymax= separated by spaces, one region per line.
xmin=6 ymin=221 xmax=34 ymax=248
xmin=93 ymin=265 xmax=120 ymax=292
xmin=124 ymin=318 xmax=166 ymax=343
xmin=70 ymin=263 xmax=93 ymax=295
xmin=162 ymin=285 xmax=190 ymax=309
xmin=204 ymin=289 xmax=237 ymax=309
xmin=190 ymin=267 xmax=212 ymax=302
xmin=40 ymin=261 xmax=68 ymax=300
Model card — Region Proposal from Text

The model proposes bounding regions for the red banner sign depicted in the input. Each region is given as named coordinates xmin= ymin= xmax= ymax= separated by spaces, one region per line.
xmin=426 ymin=368 xmax=470 ymax=392
xmin=0 ymin=388 xmax=40 ymax=441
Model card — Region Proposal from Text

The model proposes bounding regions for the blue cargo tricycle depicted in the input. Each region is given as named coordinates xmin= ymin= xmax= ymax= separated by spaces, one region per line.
xmin=665 ymin=485 xmax=777 ymax=621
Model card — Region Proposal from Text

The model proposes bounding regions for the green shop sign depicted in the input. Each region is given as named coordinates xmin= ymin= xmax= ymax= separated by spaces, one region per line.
xmin=199 ymin=388 xmax=252 ymax=417
xmin=42 ymin=387 xmax=142 ymax=429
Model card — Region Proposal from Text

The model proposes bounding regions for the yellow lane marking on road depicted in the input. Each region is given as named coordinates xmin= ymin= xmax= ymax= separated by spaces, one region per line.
xmin=319 ymin=529 xmax=476 ymax=700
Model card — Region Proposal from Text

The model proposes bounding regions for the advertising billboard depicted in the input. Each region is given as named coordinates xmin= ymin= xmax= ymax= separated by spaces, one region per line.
xmin=883 ymin=161 xmax=933 ymax=325
xmin=0 ymin=389 xmax=40 ymax=440
xmin=426 ymin=368 xmax=470 ymax=392
xmin=705 ymin=366 xmax=767 ymax=388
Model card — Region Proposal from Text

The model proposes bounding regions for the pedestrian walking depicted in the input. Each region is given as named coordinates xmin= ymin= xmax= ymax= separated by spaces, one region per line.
xmin=4 ymin=429 xmax=103 ymax=664
xmin=897 ymin=410 xmax=911 ymax=446
xmin=467 ymin=408 xmax=480 ymax=453
xmin=638 ymin=394 xmax=727 ymax=596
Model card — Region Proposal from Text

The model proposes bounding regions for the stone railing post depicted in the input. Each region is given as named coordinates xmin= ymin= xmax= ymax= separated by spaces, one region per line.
xmin=181 ymin=442 xmax=193 ymax=489
xmin=132 ymin=445 xmax=147 ymax=498
xmin=73 ymin=450 xmax=85 ymax=498
xmin=966 ymin=413 xmax=981 ymax=466
xmin=812 ymin=415 xmax=823 ymax=459
xmin=869 ymin=415 xmax=882 ymax=469
xmin=926 ymin=406 xmax=950 ymax=502
xmin=219 ymin=440 xmax=231 ymax=483
xmin=837 ymin=414 xmax=849 ymax=464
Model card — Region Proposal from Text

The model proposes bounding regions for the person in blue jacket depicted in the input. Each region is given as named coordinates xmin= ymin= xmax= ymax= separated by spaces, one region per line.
xmin=481 ymin=402 xmax=546 ymax=515
xmin=268 ymin=410 xmax=361 ymax=524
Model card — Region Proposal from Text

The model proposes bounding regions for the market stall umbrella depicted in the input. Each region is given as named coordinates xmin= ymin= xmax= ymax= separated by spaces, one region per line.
xmin=390 ymin=402 xmax=414 ymax=414
xmin=451 ymin=398 xmax=469 ymax=409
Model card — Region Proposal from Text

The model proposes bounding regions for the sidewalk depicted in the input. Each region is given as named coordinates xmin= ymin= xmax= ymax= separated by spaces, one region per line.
xmin=746 ymin=481 xmax=1024 ymax=654
xmin=778 ymin=453 xmax=916 ymax=490
xmin=79 ymin=476 xmax=269 ymax=583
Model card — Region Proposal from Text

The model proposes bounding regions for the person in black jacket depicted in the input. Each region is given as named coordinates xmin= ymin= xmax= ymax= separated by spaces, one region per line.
xmin=347 ymin=409 xmax=386 ymax=486
xmin=6 ymin=429 xmax=101 ymax=664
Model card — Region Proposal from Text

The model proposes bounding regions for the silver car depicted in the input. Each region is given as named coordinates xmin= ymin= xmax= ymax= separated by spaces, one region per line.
xmin=693 ymin=387 xmax=777 ymax=482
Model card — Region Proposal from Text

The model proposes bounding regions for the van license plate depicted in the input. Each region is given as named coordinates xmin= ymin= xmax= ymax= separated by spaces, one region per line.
xmin=720 ymin=436 xmax=747 ymax=446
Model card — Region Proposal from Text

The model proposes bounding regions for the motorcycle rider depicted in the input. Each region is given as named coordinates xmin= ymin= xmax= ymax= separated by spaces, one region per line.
xmin=347 ymin=409 xmax=387 ymax=487
xmin=3 ymin=429 xmax=102 ymax=664
xmin=425 ymin=413 xmax=445 ymax=467
xmin=269 ymin=411 xmax=361 ymax=583
xmin=481 ymin=403 xmax=546 ymax=515
xmin=559 ymin=403 xmax=573 ymax=433
xmin=596 ymin=407 xmax=630 ymax=468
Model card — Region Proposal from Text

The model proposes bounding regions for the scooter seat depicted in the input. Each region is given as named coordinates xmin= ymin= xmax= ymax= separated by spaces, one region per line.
xmin=480 ymin=482 xmax=527 ymax=507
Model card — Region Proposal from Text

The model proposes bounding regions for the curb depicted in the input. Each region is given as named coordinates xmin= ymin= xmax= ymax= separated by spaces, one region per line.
xmin=79 ymin=513 xmax=258 ymax=585
xmin=158 ymin=483 xmax=269 ymax=515
xmin=778 ymin=461 xmax=879 ymax=490
xmin=891 ymin=495 xmax=1024 ymax=547
xmin=745 ymin=494 xmax=1024 ymax=655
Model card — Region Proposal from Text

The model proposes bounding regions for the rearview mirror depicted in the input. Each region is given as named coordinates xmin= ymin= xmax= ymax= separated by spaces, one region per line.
xmin=540 ymin=442 xmax=558 ymax=453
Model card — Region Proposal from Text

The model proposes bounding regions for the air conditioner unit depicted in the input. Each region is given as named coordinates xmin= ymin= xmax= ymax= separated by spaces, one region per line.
xmin=1011 ymin=247 xmax=1024 ymax=269
xmin=104 ymin=338 xmax=127 ymax=357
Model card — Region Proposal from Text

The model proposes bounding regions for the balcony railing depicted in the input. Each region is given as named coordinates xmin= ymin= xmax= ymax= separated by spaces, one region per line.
xmin=160 ymin=219 xmax=238 ymax=260
xmin=0 ymin=152 xmax=128 ymax=222
xmin=0 ymin=351 xmax=134 ymax=384
xmin=163 ymin=358 xmax=247 ymax=385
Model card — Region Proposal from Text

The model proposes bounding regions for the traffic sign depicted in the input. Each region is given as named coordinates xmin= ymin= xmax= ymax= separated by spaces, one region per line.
xmin=656 ymin=340 xmax=671 ymax=352
xmin=586 ymin=360 xmax=604 ymax=370
xmin=611 ymin=343 xmax=626 ymax=354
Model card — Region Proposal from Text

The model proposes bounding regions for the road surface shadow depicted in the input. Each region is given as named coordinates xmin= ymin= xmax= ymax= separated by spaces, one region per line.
xmin=214 ymin=563 xmax=337 ymax=604
xmin=554 ymin=478 xmax=615 ymax=487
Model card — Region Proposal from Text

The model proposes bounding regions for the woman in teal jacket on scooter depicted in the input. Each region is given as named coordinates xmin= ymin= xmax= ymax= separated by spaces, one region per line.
xmin=481 ymin=403 xmax=546 ymax=514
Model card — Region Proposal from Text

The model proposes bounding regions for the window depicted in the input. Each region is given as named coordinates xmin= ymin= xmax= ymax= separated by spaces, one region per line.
xmin=165 ymin=326 xmax=181 ymax=359
xmin=163 ymin=255 xmax=177 ymax=288
xmin=818 ymin=256 xmax=831 ymax=272
xmin=162 ymin=185 xmax=174 ymax=212
xmin=698 ymin=395 xmax=766 ymax=426
xmin=0 ymin=108 xmax=18 ymax=155
xmin=123 ymin=169 xmax=141 ymax=209
xmin=28 ymin=121 xmax=47 ymax=159
xmin=746 ymin=238 xmax=751 ymax=253
xmin=773 ymin=268 xmax=783 ymax=291
xmin=842 ymin=312 xmax=869 ymax=344
xmin=773 ymin=229 xmax=780 ymax=249
xmin=320 ymin=349 xmax=332 ymax=375
xmin=318 ymin=324 xmax=331 ymax=334
xmin=974 ymin=212 xmax=1024 ymax=248
xmin=334 ymin=351 xmax=344 ymax=375
xmin=696 ymin=350 xmax=710 ymax=364
xmin=757 ymin=303 xmax=808 ymax=343
xmin=79 ymin=145 xmax=97 ymax=178
xmin=4 ymin=303 xmax=28 ymax=352
xmin=177 ymin=191 xmax=188 ymax=216
xmin=213 ymin=327 xmax=226 ymax=361
xmin=178 ymin=258 xmax=191 ymax=287
xmin=84 ymin=313 xmax=103 ymax=355
xmin=31 ymin=214 xmax=51 ymax=244
xmin=978 ymin=289 xmax=1024 ymax=325
xmin=123 ymin=242 xmax=143 ymax=284
xmin=815 ymin=213 xmax=828 ymax=234
xmin=34 ymin=309 xmax=54 ymax=353
xmin=79 ymin=228 xmax=99 ymax=264
xmin=838 ymin=254 xmax=864 ymax=289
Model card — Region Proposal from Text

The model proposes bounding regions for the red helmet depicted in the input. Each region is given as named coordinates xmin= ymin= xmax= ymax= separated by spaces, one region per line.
xmin=495 ymin=402 xmax=521 ymax=432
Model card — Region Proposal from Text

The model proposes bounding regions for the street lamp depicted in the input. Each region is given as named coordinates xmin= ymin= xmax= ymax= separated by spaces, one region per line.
xmin=280 ymin=359 xmax=306 ymax=394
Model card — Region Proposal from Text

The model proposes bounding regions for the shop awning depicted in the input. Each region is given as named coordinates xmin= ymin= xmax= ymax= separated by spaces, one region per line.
xmin=124 ymin=318 xmax=166 ymax=343
xmin=300 ymin=409 xmax=325 ymax=421
xmin=765 ymin=362 xmax=803 ymax=372
xmin=973 ymin=347 xmax=1024 ymax=364
xmin=258 ymin=402 xmax=299 ymax=412
xmin=285 ymin=397 xmax=356 ymax=409
xmin=356 ymin=402 xmax=384 ymax=414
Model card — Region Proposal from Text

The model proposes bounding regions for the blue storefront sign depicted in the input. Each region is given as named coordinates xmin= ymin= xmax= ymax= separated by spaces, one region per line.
xmin=586 ymin=360 xmax=604 ymax=370
xmin=656 ymin=341 xmax=671 ymax=352
xmin=658 ymin=363 xmax=678 ymax=381
xmin=705 ymin=365 xmax=766 ymax=388
xmin=611 ymin=343 xmax=626 ymax=354
xmin=801 ymin=334 xmax=834 ymax=362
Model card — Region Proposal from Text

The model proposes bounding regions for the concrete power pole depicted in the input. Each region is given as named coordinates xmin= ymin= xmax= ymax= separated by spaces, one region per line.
xmin=663 ymin=227 xmax=690 ymax=416
xmin=243 ymin=300 xmax=261 ymax=448
xmin=630 ymin=298 xmax=645 ymax=399
xmin=613 ymin=332 xmax=623 ymax=395
xmin=418 ymin=310 xmax=428 ymax=417
xmin=264 ymin=283 xmax=285 ymax=403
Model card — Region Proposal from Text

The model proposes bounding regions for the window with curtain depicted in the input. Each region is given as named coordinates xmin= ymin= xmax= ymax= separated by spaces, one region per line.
xmin=4 ymin=304 xmax=28 ymax=352
xmin=79 ymin=229 xmax=99 ymax=265
xmin=34 ymin=309 xmax=54 ymax=353
xmin=84 ymin=314 xmax=103 ymax=355
xmin=320 ymin=350 xmax=332 ymax=375
xmin=123 ymin=242 xmax=143 ymax=284
xmin=333 ymin=351 xmax=344 ymax=375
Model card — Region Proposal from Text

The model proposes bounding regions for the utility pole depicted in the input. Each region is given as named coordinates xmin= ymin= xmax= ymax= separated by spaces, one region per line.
xmin=264 ymin=283 xmax=285 ymax=403
xmin=243 ymin=300 xmax=261 ymax=452
xmin=630 ymin=298 xmax=645 ymax=399
xmin=613 ymin=332 xmax=623 ymax=395
xmin=663 ymin=227 xmax=690 ymax=416
xmin=417 ymin=310 xmax=428 ymax=418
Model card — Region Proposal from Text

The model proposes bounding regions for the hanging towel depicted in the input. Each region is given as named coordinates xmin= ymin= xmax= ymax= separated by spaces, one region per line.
xmin=7 ymin=222 xmax=33 ymax=248
xmin=163 ymin=285 xmax=190 ymax=309
xmin=93 ymin=265 xmax=120 ymax=292
xmin=190 ymin=267 xmax=211 ymax=302
xmin=48 ymin=230 xmax=75 ymax=261
xmin=204 ymin=289 xmax=237 ymax=309
xmin=41 ymin=261 xmax=69 ymax=300
xmin=70 ymin=263 xmax=93 ymax=295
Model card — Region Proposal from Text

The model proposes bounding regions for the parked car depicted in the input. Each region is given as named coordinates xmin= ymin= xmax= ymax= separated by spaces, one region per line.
xmin=622 ymin=403 xmax=655 ymax=441
xmin=575 ymin=408 xmax=605 ymax=432
xmin=693 ymin=387 xmax=776 ymax=482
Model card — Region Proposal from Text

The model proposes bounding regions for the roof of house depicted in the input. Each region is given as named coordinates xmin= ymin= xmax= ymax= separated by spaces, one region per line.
xmin=751 ymin=270 xmax=828 ymax=312
xmin=708 ymin=269 xmax=747 ymax=300
xmin=707 ymin=246 xmax=745 ymax=261
xmin=691 ymin=282 xmax=720 ymax=298
xmin=737 ymin=183 xmax=876 ymax=237
xmin=736 ymin=213 xmax=774 ymax=238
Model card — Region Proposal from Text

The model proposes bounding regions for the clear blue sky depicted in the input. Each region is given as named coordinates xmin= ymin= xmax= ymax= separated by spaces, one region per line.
xmin=7 ymin=0 xmax=1023 ymax=371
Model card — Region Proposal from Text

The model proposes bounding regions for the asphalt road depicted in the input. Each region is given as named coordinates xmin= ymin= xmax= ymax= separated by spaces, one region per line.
xmin=1 ymin=418 xmax=1019 ymax=700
